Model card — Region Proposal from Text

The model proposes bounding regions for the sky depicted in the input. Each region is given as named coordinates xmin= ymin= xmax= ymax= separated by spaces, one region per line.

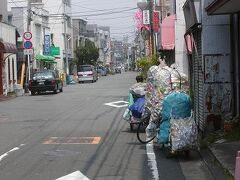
xmin=71 ymin=0 xmax=139 ymax=42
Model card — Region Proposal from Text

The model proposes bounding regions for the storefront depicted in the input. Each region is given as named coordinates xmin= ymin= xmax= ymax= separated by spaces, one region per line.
xmin=35 ymin=53 xmax=56 ymax=71
xmin=0 ymin=41 xmax=17 ymax=95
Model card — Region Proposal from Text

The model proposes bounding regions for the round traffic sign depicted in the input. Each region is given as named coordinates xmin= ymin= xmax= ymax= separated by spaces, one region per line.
xmin=24 ymin=41 xmax=33 ymax=49
xmin=23 ymin=32 xmax=32 ymax=40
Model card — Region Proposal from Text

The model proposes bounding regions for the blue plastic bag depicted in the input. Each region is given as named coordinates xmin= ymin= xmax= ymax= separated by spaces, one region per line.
xmin=129 ymin=97 xmax=145 ymax=118
xmin=158 ymin=92 xmax=192 ymax=144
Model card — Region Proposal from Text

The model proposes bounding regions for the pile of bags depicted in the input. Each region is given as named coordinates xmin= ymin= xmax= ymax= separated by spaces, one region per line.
xmin=123 ymin=82 xmax=146 ymax=122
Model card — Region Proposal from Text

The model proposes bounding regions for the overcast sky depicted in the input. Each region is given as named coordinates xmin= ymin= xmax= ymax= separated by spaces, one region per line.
xmin=71 ymin=0 xmax=138 ymax=42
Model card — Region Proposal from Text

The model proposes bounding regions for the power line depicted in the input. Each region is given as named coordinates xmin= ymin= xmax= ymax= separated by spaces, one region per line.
xmin=70 ymin=8 xmax=138 ymax=17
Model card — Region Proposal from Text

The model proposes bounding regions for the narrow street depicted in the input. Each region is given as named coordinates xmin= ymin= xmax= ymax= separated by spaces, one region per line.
xmin=0 ymin=72 xmax=213 ymax=180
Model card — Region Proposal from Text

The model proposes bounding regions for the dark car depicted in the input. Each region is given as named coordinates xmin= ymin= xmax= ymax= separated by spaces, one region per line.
xmin=115 ymin=66 xmax=122 ymax=74
xmin=29 ymin=70 xmax=63 ymax=95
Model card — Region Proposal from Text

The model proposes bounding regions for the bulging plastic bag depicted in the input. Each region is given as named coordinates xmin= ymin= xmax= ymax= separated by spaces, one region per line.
xmin=123 ymin=108 xmax=131 ymax=121
xmin=129 ymin=97 xmax=145 ymax=118
xmin=170 ymin=115 xmax=198 ymax=151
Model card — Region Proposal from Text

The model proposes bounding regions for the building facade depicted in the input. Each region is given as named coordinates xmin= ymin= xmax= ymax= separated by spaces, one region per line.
xmin=43 ymin=0 xmax=73 ymax=75
xmin=0 ymin=0 xmax=18 ymax=96
xmin=183 ymin=0 xmax=233 ymax=133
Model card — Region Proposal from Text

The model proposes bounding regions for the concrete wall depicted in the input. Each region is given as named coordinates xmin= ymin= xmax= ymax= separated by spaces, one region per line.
xmin=202 ymin=0 xmax=232 ymax=115
xmin=175 ymin=0 xmax=189 ymax=75
xmin=0 ymin=0 xmax=8 ymax=22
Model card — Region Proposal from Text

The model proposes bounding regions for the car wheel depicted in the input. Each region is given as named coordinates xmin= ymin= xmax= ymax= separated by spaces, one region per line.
xmin=54 ymin=86 xmax=58 ymax=94
xmin=31 ymin=91 xmax=36 ymax=96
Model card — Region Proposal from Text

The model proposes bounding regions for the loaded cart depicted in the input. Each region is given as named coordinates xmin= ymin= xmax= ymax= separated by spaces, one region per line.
xmin=122 ymin=81 xmax=146 ymax=131
xmin=157 ymin=91 xmax=199 ymax=157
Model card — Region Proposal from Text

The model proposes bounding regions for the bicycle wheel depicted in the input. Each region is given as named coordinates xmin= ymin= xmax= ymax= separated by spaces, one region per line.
xmin=137 ymin=121 xmax=156 ymax=144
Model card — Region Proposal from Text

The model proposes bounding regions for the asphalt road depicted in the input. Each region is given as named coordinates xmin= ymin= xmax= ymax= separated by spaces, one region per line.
xmin=0 ymin=71 xmax=214 ymax=180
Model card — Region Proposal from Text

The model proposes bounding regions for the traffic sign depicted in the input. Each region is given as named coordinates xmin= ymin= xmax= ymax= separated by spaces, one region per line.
xmin=24 ymin=49 xmax=33 ymax=55
xmin=24 ymin=41 xmax=33 ymax=49
xmin=23 ymin=32 xmax=32 ymax=40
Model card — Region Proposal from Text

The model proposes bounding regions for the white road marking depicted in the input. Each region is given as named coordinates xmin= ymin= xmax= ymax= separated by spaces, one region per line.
xmin=0 ymin=144 xmax=24 ymax=162
xmin=104 ymin=100 xmax=128 ymax=108
xmin=146 ymin=140 xmax=159 ymax=180
xmin=56 ymin=171 xmax=89 ymax=180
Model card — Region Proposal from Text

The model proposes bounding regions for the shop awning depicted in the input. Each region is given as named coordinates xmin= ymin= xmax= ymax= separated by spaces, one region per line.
xmin=206 ymin=0 xmax=240 ymax=15
xmin=35 ymin=54 xmax=56 ymax=63
xmin=0 ymin=41 xmax=17 ymax=53
xmin=160 ymin=15 xmax=175 ymax=50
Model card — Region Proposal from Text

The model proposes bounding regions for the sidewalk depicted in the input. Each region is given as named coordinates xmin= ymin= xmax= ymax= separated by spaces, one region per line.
xmin=201 ymin=140 xmax=240 ymax=180
xmin=0 ymin=94 xmax=16 ymax=102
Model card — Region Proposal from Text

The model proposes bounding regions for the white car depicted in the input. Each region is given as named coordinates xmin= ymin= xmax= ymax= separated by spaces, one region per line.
xmin=78 ymin=65 xmax=98 ymax=83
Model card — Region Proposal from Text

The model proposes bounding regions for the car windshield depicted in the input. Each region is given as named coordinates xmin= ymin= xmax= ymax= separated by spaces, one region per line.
xmin=79 ymin=66 xmax=92 ymax=72
xmin=33 ymin=71 xmax=54 ymax=80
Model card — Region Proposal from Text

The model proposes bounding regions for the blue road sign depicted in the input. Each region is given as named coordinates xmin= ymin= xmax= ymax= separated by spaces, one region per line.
xmin=24 ymin=41 xmax=32 ymax=49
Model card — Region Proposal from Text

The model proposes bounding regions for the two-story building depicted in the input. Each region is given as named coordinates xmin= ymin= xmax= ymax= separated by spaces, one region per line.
xmin=0 ymin=0 xmax=18 ymax=96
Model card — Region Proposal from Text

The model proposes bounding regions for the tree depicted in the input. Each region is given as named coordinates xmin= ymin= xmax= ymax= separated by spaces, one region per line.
xmin=74 ymin=39 xmax=99 ymax=66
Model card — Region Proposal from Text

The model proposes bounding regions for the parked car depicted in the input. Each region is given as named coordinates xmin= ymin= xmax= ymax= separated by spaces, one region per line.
xmin=77 ymin=65 xmax=98 ymax=83
xmin=97 ymin=66 xmax=107 ymax=76
xmin=115 ymin=66 xmax=122 ymax=74
xmin=29 ymin=69 xmax=63 ymax=95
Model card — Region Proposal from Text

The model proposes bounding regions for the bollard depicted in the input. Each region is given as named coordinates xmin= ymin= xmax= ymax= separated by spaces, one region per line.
xmin=234 ymin=151 xmax=240 ymax=180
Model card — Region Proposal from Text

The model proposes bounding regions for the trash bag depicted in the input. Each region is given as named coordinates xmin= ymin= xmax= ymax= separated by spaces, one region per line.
xmin=170 ymin=115 xmax=198 ymax=151
xmin=129 ymin=97 xmax=145 ymax=118
xmin=158 ymin=91 xmax=192 ymax=144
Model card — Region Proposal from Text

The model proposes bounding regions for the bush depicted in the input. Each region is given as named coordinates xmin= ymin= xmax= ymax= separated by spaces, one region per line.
xmin=136 ymin=54 xmax=159 ymax=80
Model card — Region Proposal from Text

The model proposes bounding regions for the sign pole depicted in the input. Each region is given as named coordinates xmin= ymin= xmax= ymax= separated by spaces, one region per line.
xmin=28 ymin=54 xmax=31 ymax=81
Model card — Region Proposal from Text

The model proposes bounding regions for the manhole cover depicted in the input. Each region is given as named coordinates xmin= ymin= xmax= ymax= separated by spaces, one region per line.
xmin=42 ymin=137 xmax=101 ymax=144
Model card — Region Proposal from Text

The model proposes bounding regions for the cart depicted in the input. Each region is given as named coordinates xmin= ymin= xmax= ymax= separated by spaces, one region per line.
xmin=157 ymin=91 xmax=199 ymax=157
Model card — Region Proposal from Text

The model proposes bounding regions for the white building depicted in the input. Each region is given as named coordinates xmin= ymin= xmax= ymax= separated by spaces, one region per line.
xmin=9 ymin=1 xmax=51 ymax=70
xmin=42 ymin=0 xmax=73 ymax=75
xmin=0 ymin=0 xmax=18 ymax=96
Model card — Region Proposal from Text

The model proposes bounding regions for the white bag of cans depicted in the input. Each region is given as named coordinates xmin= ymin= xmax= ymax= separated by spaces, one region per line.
xmin=170 ymin=115 xmax=198 ymax=151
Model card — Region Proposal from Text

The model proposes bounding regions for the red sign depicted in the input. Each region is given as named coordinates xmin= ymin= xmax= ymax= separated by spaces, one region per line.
xmin=153 ymin=11 xmax=160 ymax=33
xmin=23 ymin=32 xmax=32 ymax=40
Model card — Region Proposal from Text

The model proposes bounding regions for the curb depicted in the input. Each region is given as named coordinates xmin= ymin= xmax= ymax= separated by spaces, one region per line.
xmin=200 ymin=147 xmax=234 ymax=180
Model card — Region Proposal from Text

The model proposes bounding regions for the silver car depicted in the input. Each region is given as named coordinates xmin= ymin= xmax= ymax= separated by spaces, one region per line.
xmin=77 ymin=65 xmax=98 ymax=83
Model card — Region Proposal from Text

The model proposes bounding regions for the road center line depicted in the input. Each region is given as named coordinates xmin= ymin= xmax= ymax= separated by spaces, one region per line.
xmin=146 ymin=141 xmax=159 ymax=180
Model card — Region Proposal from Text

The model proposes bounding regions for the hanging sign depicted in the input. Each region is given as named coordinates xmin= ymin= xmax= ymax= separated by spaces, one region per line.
xmin=143 ymin=10 xmax=150 ymax=25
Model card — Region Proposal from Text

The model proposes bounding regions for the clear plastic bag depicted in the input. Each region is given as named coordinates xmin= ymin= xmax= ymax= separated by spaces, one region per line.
xmin=170 ymin=115 xmax=198 ymax=151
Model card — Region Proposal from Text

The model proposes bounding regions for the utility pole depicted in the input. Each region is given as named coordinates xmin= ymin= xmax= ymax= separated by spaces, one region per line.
xmin=148 ymin=0 xmax=155 ymax=55
xmin=63 ymin=0 xmax=69 ymax=75
xmin=24 ymin=0 xmax=31 ymax=93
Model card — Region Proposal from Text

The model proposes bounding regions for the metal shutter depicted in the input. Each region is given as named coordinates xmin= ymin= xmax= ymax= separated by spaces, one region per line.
xmin=192 ymin=30 xmax=205 ymax=132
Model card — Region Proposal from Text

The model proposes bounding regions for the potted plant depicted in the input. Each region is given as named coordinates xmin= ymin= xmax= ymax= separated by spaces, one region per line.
xmin=223 ymin=113 xmax=234 ymax=134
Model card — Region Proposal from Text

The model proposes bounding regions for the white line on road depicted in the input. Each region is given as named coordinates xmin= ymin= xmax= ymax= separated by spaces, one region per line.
xmin=0 ymin=144 xmax=24 ymax=162
xmin=56 ymin=171 xmax=89 ymax=180
xmin=146 ymin=141 xmax=159 ymax=180
xmin=104 ymin=100 xmax=128 ymax=108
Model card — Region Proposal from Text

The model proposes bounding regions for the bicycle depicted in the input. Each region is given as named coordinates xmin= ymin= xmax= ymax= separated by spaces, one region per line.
xmin=136 ymin=109 xmax=161 ymax=144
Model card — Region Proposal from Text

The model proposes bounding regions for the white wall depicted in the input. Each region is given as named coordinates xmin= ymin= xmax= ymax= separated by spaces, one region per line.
xmin=175 ymin=0 xmax=189 ymax=76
